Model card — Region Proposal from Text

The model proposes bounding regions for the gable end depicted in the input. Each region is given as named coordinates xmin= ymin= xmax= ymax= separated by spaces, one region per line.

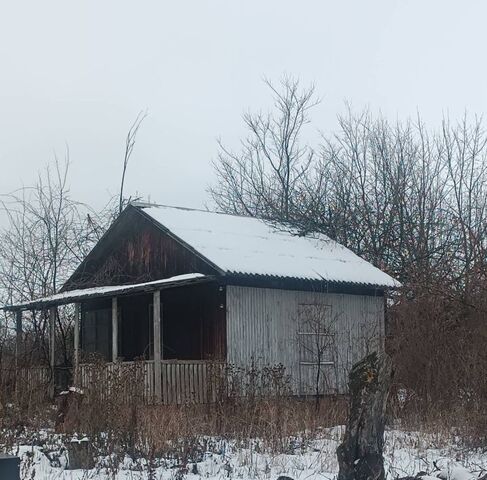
xmin=63 ymin=206 xmax=221 ymax=290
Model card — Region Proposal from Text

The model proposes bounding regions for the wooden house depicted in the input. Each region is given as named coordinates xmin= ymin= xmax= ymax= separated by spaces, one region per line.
xmin=4 ymin=204 xmax=398 ymax=403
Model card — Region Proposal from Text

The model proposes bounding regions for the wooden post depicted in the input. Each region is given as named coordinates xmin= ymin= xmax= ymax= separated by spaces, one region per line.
xmin=73 ymin=303 xmax=80 ymax=385
xmin=15 ymin=310 xmax=22 ymax=366
xmin=49 ymin=306 xmax=56 ymax=398
xmin=153 ymin=290 xmax=162 ymax=403
xmin=112 ymin=298 xmax=118 ymax=363
xmin=14 ymin=310 xmax=22 ymax=400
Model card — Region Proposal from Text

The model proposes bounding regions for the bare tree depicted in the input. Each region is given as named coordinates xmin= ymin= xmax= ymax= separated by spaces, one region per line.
xmin=119 ymin=110 xmax=148 ymax=213
xmin=210 ymin=77 xmax=319 ymax=221
xmin=212 ymin=83 xmax=487 ymax=411
xmin=0 ymin=158 xmax=108 ymax=367
xmin=214 ymin=99 xmax=487 ymax=286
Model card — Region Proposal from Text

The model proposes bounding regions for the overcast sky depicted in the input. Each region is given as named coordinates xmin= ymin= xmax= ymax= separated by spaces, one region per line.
xmin=1 ymin=0 xmax=486 ymax=217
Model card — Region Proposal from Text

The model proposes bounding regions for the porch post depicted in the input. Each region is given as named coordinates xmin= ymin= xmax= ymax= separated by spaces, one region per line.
xmin=73 ymin=303 xmax=80 ymax=385
xmin=112 ymin=297 xmax=118 ymax=362
xmin=15 ymin=310 xmax=22 ymax=367
xmin=15 ymin=310 xmax=22 ymax=399
xmin=49 ymin=306 xmax=56 ymax=398
xmin=153 ymin=290 xmax=162 ymax=403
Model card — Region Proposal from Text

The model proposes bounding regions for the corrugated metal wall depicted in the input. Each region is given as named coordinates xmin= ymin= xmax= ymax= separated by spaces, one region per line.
xmin=226 ymin=286 xmax=384 ymax=395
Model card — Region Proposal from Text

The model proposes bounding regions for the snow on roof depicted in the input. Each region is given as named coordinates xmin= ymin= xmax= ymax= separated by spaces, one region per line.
xmin=140 ymin=205 xmax=399 ymax=288
xmin=2 ymin=273 xmax=211 ymax=311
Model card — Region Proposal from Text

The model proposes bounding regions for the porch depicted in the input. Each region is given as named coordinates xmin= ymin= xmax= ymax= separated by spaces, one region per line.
xmin=7 ymin=274 xmax=227 ymax=404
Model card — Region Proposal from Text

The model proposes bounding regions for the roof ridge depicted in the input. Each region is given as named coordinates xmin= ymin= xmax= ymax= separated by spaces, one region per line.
xmin=130 ymin=200 xmax=285 ymax=223
xmin=132 ymin=201 xmax=346 ymax=246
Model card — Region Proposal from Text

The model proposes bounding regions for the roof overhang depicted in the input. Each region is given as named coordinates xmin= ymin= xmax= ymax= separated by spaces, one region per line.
xmin=221 ymin=272 xmax=394 ymax=296
xmin=2 ymin=273 xmax=215 ymax=312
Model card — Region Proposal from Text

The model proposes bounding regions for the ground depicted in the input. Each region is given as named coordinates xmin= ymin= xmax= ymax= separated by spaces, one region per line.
xmin=7 ymin=428 xmax=487 ymax=480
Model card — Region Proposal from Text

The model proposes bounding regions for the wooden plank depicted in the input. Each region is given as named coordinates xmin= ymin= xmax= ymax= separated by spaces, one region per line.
xmin=189 ymin=363 xmax=194 ymax=403
xmin=161 ymin=362 xmax=167 ymax=404
xmin=15 ymin=310 xmax=22 ymax=364
xmin=170 ymin=363 xmax=176 ymax=404
xmin=74 ymin=304 xmax=80 ymax=385
xmin=177 ymin=364 xmax=182 ymax=404
xmin=187 ymin=363 xmax=192 ymax=403
xmin=153 ymin=290 xmax=162 ymax=403
xmin=194 ymin=363 xmax=200 ymax=403
xmin=149 ymin=361 xmax=155 ymax=403
xmin=165 ymin=362 xmax=170 ymax=405
xmin=15 ymin=310 xmax=22 ymax=399
xmin=200 ymin=363 xmax=205 ymax=403
xmin=183 ymin=364 xmax=188 ymax=403
xmin=145 ymin=362 xmax=151 ymax=403
xmin=202 ymin=362 xmax=208 ymax=403
xmin=176 ymin=364 xmax=182 ymax=405
xmin=49 ymin=307 xmax=56 ymax=398
xmin=182 ymin=364 xmax=187 ymax=404
xmin=176 ymin=364 xmax=181 ymax=404
xmin=111 ymin=297 xmax=118 ymax=362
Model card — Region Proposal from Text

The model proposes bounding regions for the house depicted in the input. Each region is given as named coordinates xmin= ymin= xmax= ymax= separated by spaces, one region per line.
xmin=4 ymin=203 xmax=398 ymax=404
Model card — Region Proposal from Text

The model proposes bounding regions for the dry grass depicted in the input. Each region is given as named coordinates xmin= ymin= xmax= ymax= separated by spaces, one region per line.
xmin=66 ymin=362 xmax=348 ymax=460
xmin=1 ymin=355 xmax=486 ymax=477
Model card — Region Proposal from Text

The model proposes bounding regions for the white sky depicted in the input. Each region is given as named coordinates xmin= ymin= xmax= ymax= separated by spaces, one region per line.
xmin=0 ymin=0 xmax=486 ymax=217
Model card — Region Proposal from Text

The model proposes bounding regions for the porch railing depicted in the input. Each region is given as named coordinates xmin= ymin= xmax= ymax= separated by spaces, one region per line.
xmin=0 ymin=365 xmax=51 ymax=406
xmin=78 ymin=360 xmax=225 ymax=405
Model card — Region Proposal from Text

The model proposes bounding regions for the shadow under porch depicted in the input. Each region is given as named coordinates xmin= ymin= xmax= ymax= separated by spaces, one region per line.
xmin=80 ymin=282 xmax=226 ymax=363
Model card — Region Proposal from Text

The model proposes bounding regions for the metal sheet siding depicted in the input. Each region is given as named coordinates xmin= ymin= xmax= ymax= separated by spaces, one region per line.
xmin=226 ymin=286 xmax=384 ymax=394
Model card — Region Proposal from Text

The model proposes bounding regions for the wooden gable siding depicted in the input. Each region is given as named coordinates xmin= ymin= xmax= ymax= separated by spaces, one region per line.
xmin=65 ymin=207 xmax=219 ymax=290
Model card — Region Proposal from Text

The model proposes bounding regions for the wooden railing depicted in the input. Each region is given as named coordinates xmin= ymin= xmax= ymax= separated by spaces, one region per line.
xmin=78 ymin=360 xmax=225 ymax=405
xmin=19 ymin=365 xmax=51 ymax=394
xmin=159 ymin=360 xmax=225 ymax=404
xmin=0 ymin=365 xmax=51 ymax=403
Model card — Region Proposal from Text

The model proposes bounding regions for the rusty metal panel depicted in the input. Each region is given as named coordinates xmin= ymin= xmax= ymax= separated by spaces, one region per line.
xmin=225 ymin=286 xmax=384 ymax=395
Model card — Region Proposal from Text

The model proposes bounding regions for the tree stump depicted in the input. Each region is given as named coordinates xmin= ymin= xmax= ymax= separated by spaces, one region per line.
xmin=55 ymin=387 xmax=84 ymax=433
xmin=67 ymin=438 xmax=94 ymax=470
xmin=337 ymin=352 xmax=393 ymax=480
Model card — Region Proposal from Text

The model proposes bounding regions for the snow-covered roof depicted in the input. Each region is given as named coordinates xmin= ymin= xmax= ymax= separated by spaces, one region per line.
xmin=2 ymin=273 xmax=211 ymax=311
xmin=139 ymin=205 xmax=399 ymax=288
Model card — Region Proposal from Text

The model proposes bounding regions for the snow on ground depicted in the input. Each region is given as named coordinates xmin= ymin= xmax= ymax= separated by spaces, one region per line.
xmin=6 ymin=427 xmax=487 ymax=480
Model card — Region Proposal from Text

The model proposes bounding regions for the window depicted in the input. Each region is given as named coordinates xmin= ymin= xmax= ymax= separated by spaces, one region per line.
xmin=297 ymin=303 xmax=335 ymax=395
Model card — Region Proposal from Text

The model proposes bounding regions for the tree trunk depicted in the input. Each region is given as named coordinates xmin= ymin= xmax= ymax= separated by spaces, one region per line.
xmin=337 ymin=352 xmax=393 ymax=480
